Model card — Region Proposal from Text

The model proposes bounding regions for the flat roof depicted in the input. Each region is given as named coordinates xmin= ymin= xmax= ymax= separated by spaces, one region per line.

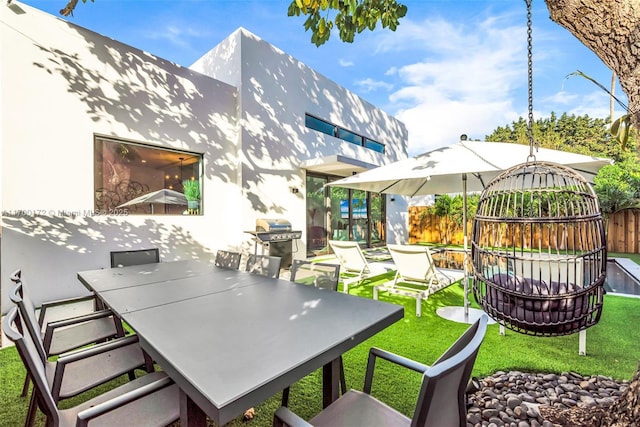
xmin=301 ymin=155 xmax=378 ymax=177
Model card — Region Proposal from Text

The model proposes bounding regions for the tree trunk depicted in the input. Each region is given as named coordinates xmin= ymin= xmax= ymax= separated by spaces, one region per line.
xmin=545 ymin=0 xmax=640 ymax=129
xmin=605 ymin=363 xmax=640 ymax=426
xmin=544 ymin=2 xmax=640 ymax=422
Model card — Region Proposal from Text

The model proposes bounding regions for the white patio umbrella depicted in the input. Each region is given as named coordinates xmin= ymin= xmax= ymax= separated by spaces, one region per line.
xmin=328 ymin=140 xmax=612 ymax=323
xmin=117 ymin=188 xmax=188 ymax=213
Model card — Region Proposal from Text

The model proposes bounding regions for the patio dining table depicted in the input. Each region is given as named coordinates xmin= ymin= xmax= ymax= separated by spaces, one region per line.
xmin=77 ymin=259 xmax=403 ymax=426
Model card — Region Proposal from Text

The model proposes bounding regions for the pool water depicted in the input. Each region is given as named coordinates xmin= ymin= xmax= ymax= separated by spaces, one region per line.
xmin=431 ymin=250 xmax=468 ymax=270
xmin=605 ymin=261 xmax=640 ymax=297
xmin=431 ymin=250 xmax=640 ymax=297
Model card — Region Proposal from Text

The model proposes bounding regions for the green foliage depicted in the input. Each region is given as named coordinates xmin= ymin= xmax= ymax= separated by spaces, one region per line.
xmin=565 ymin=70 xmax=633 ymax=148
xmin=433 ymin=193 xmax=479 ymax=226
xmin=486 ymin=113 xmax=640 ymax=216
xmin=60 ymin=0 xmax=93 ymax=16
xmin=182 ymin=179 xmax=200 ymax=201
xmin=611 ymin=114 xmax=632 ymax=149
xmin=594 ymin=161 xmax=640 ymax=215
xmin=433 ymin=194 xmax=453 ymax=217
xmin=485 ymin=112 xmax=637 ymax=163
xmin=288 ymin=0 xmax=407 ymax=46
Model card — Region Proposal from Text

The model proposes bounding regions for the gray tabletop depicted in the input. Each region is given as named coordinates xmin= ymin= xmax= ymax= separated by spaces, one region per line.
xmin=83 ymin=269 xmax=268 ymax=314
xmin=78 ymin=261 xmax=403 ymax=426
xmin=77 ymin=259 xmax=214 ymax=293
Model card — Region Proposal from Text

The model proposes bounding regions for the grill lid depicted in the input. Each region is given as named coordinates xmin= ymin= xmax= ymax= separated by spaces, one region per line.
xmin=256 ymin=218 xmax=292 ymax=232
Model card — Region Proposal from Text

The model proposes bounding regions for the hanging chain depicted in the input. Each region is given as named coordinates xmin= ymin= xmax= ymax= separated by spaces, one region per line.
xmin=526 ymin=0 xmax=537 ymax=158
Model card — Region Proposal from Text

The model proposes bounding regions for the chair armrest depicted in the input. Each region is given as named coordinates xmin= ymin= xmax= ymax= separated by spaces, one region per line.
xmin=42 ymin=309 xmax=122 ymax=354
xmin=274 ymin=406 xmax=313 ymax=427
xmin=75 ymin=374 xmax=175 ymax=427
xmin=51 ymin=335 xmax=143 ymax=400
xmin=39 ymin=294 xmax=99 ymax=326
xmin=57 ymin=334 xmax=140 ymax=363
xmin=363 ymin=347 xmax=429 ymax=394
xmin=44 ymin=308 xmax=115 ymax=330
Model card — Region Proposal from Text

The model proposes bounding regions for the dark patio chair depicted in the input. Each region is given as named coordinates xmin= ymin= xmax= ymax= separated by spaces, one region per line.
xmin=289 ymin=260 xmax=341 ymax=290
xmin=215 ymin=250 xmax=242 ymax=270
xmin=3 ymin=307 xmax=179 ymax=427
xmin=246 ymin=254 xmax=281 ymax=278
xmin=10 ymin=270 xmax=125 ymax=398
xmin=274 ymin=314 xmax=489 ymax=427
xmin=9 ymin=284 xmax=153 ymax=427
xmin=281 ymin=260 xmax=345 ymax=407
xmin=110 ymin=248 xmax=160 ymax=268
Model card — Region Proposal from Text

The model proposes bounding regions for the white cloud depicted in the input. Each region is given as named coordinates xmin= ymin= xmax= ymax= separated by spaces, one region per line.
xmin=339 ymin=59 xmax=354 ymax=67
xmin=354 ymin=78 xmax=393 ymax=93
xmin=544 ymin=90 xmax=579 ymax=106
xmin=370 ymin=14 xmax=530 ymax=155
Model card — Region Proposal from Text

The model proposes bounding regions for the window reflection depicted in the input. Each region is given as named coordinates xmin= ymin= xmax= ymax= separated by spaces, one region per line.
xmin=94 ymin=137 xmax=203 ymax=215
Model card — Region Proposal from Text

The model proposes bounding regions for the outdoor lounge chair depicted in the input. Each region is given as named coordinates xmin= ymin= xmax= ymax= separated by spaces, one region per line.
xmin=281 ymin=260 xmax=346 ymax=406
xmin=215 ymin=249 xmax=242 ymax=270
xmin=9 ymin=283 xmax=153 ymax=427
xmin=10 ymin=270 xmax=126 ymax=398
xmin=3 ymin=307 xmax=179 ymax=427
xmin=246 ymin=254 xmax=282 ymax=278
xmin=328 ymin=240 xmax=393 ymax=293
xmin=273 ymin=314 xmax=489 ymax=427
xmin=374 ymin=244 xmax=463 ymax=317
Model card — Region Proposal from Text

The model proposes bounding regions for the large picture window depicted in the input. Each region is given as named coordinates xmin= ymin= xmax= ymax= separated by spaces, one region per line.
xmin=94 ymin=136 xmax=203 ymax=215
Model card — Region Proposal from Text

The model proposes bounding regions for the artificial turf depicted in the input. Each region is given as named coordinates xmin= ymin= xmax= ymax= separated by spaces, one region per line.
xmin=2 ymin=268 xmax=639 ymax=426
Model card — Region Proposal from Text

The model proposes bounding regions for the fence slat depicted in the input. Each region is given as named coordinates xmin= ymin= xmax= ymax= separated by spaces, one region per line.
xmin=409 ymin=206 xmax=640 ymax=254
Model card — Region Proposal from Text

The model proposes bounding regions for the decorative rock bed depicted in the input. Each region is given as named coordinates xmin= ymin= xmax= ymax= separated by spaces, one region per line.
xmin=466 ymin=371 xmax=629 ymax=426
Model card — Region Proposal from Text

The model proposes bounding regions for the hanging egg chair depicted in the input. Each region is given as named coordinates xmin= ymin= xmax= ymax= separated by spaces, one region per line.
xmin=471 ymin=0 xmax=607 ymax=336
xmin=471 ymin=160 xmax=606 ymax=336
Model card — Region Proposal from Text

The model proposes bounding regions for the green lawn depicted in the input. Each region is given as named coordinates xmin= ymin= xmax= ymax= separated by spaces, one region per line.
xmin=2 ymin=255 xmax=640 ymax=426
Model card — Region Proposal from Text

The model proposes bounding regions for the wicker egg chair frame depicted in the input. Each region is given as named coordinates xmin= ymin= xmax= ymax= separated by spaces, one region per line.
xmin=471 ymin=161 xmax=606 ymax=336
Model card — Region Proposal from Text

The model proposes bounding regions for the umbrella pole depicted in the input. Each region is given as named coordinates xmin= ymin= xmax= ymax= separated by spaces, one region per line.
xmin=462 ymin=173 xmax=469 ymax=320
xmin=436 ymin=173 xmax=495 ymax=325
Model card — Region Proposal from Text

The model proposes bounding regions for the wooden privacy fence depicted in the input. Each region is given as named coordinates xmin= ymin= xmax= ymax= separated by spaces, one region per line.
xmin=409 ymin=207 xmax=469 ymax=246
xmin=409 ymin=206 xmax=640 ymax=253
xmin=607 ymin=208 xmax=640 ymax=253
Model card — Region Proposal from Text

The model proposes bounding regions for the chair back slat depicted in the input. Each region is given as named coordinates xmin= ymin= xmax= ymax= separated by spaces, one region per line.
xmin=3 ymin=308 xmax=60 ymax=424
xmin=215 ymin=250 xmax=242 ymax=270
xmin=110 ymin=248 xmax=160 ymax=268
xmin=290 ymin=260 xmax=340 ymax=291
xmin=412 ymin=315 xmax=488 ymax=427
xmin=9 ymin=283 xmax=47 ymax=362
xmin=387 ymin=244 xmax=438 ymax=282
xmin=328 ymin=240 xmax=369 ymax=273
xmin=246 ymin=254 xmax=281 ymax=278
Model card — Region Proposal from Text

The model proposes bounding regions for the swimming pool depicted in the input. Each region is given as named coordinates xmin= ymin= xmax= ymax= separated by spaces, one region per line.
xmin=431 ymin=250 xmax=640 ymax=297
xmin=605 ymin=260 xmax=640 ymax=297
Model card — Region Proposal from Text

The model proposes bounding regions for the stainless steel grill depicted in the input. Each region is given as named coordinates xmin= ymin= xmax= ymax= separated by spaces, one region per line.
xmin=246 ymin=219 xmax=301 ymax=268
xmin=252 ymin=219 xmax=302 ymax=242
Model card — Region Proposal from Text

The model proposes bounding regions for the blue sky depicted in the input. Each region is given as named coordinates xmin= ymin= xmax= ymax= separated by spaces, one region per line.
xmin=22 ymin=0 xmax=626 ymax=156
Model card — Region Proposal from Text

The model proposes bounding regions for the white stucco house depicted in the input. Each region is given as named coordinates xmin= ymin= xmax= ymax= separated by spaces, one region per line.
xmin=0 ymin=1 xmax=409 ymax=313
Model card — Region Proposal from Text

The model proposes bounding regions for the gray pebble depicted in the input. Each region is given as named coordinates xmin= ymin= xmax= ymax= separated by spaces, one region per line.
xmin=466 ymin=371 xmax=629 ymax=425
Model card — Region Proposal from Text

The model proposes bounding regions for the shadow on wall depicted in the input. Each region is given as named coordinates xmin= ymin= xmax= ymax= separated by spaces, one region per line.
xmin=27 ymin=15 xmax=238 ymax=185
xmin=13 ymin=7 xmax=407 ymax=221
xmin=1 ymin=214 xmax=214 ymax=314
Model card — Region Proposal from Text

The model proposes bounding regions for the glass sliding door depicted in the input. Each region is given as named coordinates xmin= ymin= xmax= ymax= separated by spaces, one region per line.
xmin=305 ymin=173 xmax=386 ymax=256
xmin=328 ymin=185 xmax=349 ymax=243
xmin=370 ymin=192 xmax=385 ymax=245
xmin=351 ymin=190 xmax=368 ymax=245
xmin=306 ymin=175 xmax=329 ymax=257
